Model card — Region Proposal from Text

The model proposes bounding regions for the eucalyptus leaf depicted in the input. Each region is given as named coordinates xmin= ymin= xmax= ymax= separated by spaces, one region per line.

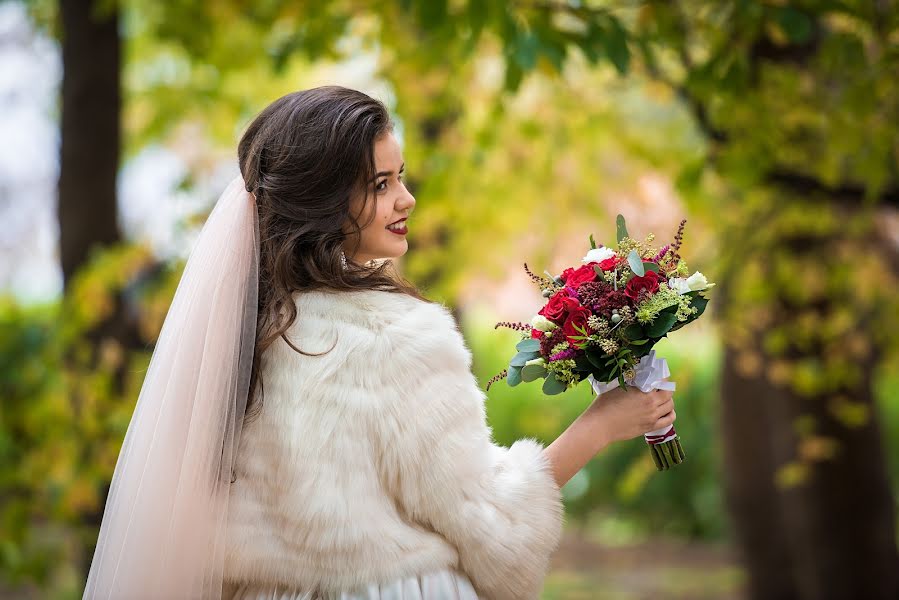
xmin=542 ymin=374 xmax=567 ymax=395
xmin=507 ymin=366 xmax=522 ymax=387
xmin=643 ymin=262 xmax=660 ymax=273
xmin=516 ymin=338 xmax=542 ymax=352
xmin=645 ymin=312 xmax=678 ymax=338
xmin=616 ymin=214 xmax=629 ymax=243
xmin=510 ymin=351 xmax=540 ymax=367
xmin=628 ymin=250 xmax=645 ymax=276
xmin=521 ymin=363 xmax=548 ymax=382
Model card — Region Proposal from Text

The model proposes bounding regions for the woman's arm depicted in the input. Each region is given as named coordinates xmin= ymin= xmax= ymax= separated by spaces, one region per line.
xmin=543 ymin=397 xmax=612 ymax=488
xmin=544 ymin=385 xmax=677 ymax=488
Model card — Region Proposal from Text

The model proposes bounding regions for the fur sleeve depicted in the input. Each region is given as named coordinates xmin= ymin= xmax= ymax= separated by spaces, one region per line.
xmin=372 ymin=299 xmax=565 ymax=600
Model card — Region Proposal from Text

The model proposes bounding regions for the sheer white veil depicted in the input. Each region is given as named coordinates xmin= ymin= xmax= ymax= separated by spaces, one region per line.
xmin=83 ymin=174 xmax=259 ymax=599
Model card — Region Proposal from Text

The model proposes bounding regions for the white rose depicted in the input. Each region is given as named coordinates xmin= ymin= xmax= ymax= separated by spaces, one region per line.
xmin=667 ymin=277 xmax=692 ymax=295
xmin=685 ymin=271 xmax=710 ymax=291
xmin=583 ymin=246 xmax=616 ymax=264
xmin=531 ymin=314 xmax=557 ymax=331
xmin=524 ymin=357 xmax=546 ymax=367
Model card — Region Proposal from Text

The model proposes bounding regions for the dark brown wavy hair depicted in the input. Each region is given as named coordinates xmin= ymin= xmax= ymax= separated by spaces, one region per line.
xmin=237 ymin=86 xmax=430 ymax=422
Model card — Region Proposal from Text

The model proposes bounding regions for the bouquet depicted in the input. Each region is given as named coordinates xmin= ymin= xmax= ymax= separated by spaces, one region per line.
xmin=487 ymin=215 xmax=714 ymax=470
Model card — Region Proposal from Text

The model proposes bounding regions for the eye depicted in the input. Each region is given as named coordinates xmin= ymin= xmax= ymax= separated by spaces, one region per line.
xmin=375 ymin=179 xmax=388 ymax=192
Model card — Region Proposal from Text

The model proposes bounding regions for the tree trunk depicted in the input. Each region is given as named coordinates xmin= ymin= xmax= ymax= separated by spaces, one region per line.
xmin=59 ymin=0 xmax=121 ymax=289
xmin=719 ymin=211 xmax=899 ymax=600
xmin=720 ymin=342 xmax=798 ymax=599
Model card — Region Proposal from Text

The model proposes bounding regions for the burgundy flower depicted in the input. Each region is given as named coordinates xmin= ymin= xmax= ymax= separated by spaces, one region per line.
xmin=598 ymin=255 xmax=626 ymax=271
xmin=624 ymin=271 xmax=661 ymax=302
xmin=539 ymin=290 xmax=581 ymax=324
xmin=562 ymin=306 xmax=592 ymax=345
xmin=539 ymin=327 xmax=568 ymax=358
xmin=560 ymin=263 xmax=600 ymax=288
xmin=593 ymin=289 xmax=633 ymax=320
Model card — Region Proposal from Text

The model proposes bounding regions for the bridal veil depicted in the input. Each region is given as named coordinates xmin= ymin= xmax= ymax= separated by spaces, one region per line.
xmin=83 ymin=174 xmax=259 ymax=599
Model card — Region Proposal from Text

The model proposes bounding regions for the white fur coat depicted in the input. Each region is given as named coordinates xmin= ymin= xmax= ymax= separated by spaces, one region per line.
xmin=224 ymin=288 xmax=564 ymax=599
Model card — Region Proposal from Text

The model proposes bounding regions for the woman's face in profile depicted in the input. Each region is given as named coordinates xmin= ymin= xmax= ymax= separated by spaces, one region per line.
xmin=344 ymin=132 xmax=416 ymax=263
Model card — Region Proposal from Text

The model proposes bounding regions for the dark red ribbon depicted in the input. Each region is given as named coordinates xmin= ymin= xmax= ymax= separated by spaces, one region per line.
xmin=645 ymin=425 xmax=676 ymax=445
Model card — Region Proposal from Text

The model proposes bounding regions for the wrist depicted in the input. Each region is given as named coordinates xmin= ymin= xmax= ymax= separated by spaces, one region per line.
xmin=580 ymin=400 xmax=614 ymax=452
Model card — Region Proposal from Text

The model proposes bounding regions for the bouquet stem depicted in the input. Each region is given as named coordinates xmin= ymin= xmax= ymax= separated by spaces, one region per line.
xmin=590 ymin=350 xmax=686 ymax=472
xmin=647 ymin=429 xmax=686 ymax=470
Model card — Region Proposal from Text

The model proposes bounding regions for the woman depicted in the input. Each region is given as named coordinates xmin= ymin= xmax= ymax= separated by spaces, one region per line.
xmin=83 ymin=86 xmax=676 ymax=600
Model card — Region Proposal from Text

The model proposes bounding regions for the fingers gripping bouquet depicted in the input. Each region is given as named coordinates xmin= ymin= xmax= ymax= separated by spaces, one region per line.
xmin=487 ymin=215 xmax=714 ymax=471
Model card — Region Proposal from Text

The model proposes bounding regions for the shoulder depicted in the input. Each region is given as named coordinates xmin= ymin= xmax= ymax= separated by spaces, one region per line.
xmin=286 ymin=288 xmax=468 ymax=360
xmin=291 ymin=287 xmax=472 ymax=378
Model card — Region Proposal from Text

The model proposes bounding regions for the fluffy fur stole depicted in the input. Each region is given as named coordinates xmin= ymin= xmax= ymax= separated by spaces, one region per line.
xmin=224 ymin=288 xmax=564 ymax=599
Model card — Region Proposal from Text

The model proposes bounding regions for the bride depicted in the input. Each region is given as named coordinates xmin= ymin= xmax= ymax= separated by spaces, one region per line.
xmin=83 ymin=85 xmax=676 ymax=600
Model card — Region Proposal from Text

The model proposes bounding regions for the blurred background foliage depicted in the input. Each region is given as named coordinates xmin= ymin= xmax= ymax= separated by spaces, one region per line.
xmin=1 ymin=0 xmax=898 ymax=598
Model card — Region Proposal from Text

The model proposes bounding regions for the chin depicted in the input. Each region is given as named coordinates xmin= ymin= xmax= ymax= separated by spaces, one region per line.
xmin=359 ymin=240 xmax=408 ymax=263
xmin=383 ymin=238 xmax=409 ymax=260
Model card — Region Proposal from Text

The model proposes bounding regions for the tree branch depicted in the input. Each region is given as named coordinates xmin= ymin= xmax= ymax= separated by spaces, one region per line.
xmin=766 ymin=170 xmax=899 ymax=208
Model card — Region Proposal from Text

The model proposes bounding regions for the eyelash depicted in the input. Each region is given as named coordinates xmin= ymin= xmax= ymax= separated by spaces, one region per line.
xmin=375 ymin=172 xmax=404 ymax=193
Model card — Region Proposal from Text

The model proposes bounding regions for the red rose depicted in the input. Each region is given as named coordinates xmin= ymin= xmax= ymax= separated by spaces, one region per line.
xmin=562 ymin=306 xmax=592 ymax=344
xmin=531 ymin=328 xmax=543 ymax=339
xmin=539 ymin=290 xmax=581 ymax=324
xmin=560 ymin=263 xmax=600 ymax=288
xmin=598 ymin=255 xmax=624 ymax=271
xmin=624 ymin=270 xmax=661 ymax=301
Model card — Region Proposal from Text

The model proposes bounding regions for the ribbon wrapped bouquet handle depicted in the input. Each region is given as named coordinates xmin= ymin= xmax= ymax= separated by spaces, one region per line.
xmin=589 ymin=349 xmax=686 ymax=471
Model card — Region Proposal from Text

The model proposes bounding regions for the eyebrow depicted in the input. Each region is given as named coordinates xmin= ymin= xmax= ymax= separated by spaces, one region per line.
xmin=370 ymin=162 xmax=405 ymax=182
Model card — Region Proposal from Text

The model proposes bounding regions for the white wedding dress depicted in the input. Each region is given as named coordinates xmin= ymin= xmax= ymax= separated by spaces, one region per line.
xmin=223 ymin=568 xmax=480 ymax=600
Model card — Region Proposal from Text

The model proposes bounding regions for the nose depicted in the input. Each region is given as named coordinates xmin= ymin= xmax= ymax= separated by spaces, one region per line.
xmin=397 ymin=184 xmax=415 ymax=213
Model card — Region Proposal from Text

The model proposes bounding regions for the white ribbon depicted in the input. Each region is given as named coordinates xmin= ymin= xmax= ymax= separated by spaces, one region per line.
xmin=587 ymin=349 xmax=678 ymax=444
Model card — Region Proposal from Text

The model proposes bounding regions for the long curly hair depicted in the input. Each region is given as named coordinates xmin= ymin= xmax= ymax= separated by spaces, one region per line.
xmin=237 ymin=86 xmax=430 ymax=422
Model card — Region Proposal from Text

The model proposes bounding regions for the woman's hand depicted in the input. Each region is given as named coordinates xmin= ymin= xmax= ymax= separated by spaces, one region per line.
xmin=543 ymin=381 xmax=677 ymax=488
xmin=587 ymin=383 xmax=676 ymax=444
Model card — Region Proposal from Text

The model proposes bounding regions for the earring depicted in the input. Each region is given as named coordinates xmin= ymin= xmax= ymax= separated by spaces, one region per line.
xmin=340 ymin=249 xmax=348 ymax=270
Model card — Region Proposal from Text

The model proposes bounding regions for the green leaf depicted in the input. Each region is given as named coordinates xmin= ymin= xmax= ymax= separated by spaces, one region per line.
xmin=513 ymin=30 xmax=539 ymax=71
xmin=643 ymin=262 xmax=660 ymax=273
xmin=628 ymin=250 xmax=644 ymax=276
xmin=601 ymin=15 xmax=630 ymax=75
xmin=774 ymin=6 xmax=813 ymax=43
xmin=542 ymin=374 xmax=567 ymax=395
xmin=516 ymin=338 xmax=542 ymax=352
xmin=623 ymin=323 xmax=644 ymax=340
xmin=616 ymin=214 xmax=629 ymax=243
xmin=586 ymin=350 xmax=606 ymax=369
xmin=574 ymin=354 xmax=592 ymax=372
xmin=629 ymin=339 xmax=650 ymax=345
xmin=589 ymin=233 xmax=597 ymax=249
xmin=504 ymin=61 xmax=524 ymax=91
xmin=510 ymin=350 xmax=540 ymax=367
xmin=645 ymin=312 xmax=678 ymax=338
xmin=521 ymin=363 xmax=548 ymax=382
xmin=691 ymin=295 xmax=709 ymax=319
xmin=507 ymin=365 xmax=522 ymax=387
